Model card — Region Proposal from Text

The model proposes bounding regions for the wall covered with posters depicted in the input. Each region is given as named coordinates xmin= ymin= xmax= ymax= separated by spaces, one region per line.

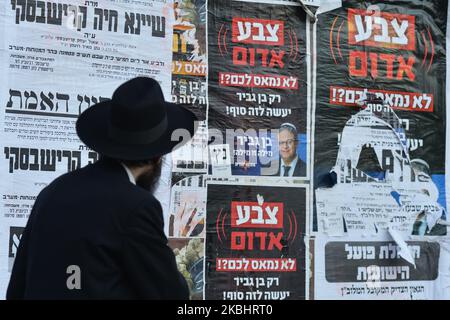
xmin=0 ymin=0 xmax=449 ymax=300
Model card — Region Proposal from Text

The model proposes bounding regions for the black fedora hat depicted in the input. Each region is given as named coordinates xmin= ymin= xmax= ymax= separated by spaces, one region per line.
xmin=76 ymin=77 xmax=198 ymax=160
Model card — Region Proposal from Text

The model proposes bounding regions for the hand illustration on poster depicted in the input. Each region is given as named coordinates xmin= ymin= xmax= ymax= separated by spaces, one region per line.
xmin=168 ymin=173 xmax=206 ymax=237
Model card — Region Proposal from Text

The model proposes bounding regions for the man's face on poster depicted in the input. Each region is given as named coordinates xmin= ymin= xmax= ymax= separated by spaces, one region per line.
xmin=279 ymin=129 xmax=298 ymax=163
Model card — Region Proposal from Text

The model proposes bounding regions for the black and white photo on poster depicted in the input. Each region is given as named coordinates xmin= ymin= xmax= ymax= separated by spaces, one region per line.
xmin=171 ymin=120 xmax=208 ymax=173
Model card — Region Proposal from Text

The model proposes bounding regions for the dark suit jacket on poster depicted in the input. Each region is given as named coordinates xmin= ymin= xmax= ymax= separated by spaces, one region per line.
xmin=6 ymin=158 xmax=189 ymax=300
xmin=271 ymin=157 xmax=307 ymax=177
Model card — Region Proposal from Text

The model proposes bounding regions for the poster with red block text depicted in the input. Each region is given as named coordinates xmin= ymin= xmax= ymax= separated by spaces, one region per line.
xmin=205 ymin=181 xmax=308 ymax=300
xmin=207 ymin=0 xmax=309 ymax=178
xmin=313 ymin=0 xmax=448 ymax=238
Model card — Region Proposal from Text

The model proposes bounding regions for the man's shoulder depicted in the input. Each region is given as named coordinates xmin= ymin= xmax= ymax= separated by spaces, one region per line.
xmin=132 ymin=190 xmax=163 ymax=215
xmin=293 ymin=156 xmax=307 ymax=176
xmin=36 ymin=162 xmax=140 ymax=203
xmin=47 ymin=160 xmax=131 ymax=188
xmin=35 ymin=167 xmax=85 ymax=197
xmin=130 ymin=184 xmax=160 ymax=203
xmin=125 ymin=191 xmax=164 ymax=232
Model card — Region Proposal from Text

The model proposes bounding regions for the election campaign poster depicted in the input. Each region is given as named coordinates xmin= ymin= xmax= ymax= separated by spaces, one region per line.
xmin=205 ymin=181 xmax=309 ymax=300
xmin=313 ymin=0 xmax=448 ymax=238
xmin=208 ymin=0 xmax=310 ymax=178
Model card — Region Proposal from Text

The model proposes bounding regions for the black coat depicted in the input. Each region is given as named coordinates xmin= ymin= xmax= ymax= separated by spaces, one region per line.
xmin=272 ymin=157 xmax=307 ymax=177
xmin=6 ymin=158 xmax=189 ymax=300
